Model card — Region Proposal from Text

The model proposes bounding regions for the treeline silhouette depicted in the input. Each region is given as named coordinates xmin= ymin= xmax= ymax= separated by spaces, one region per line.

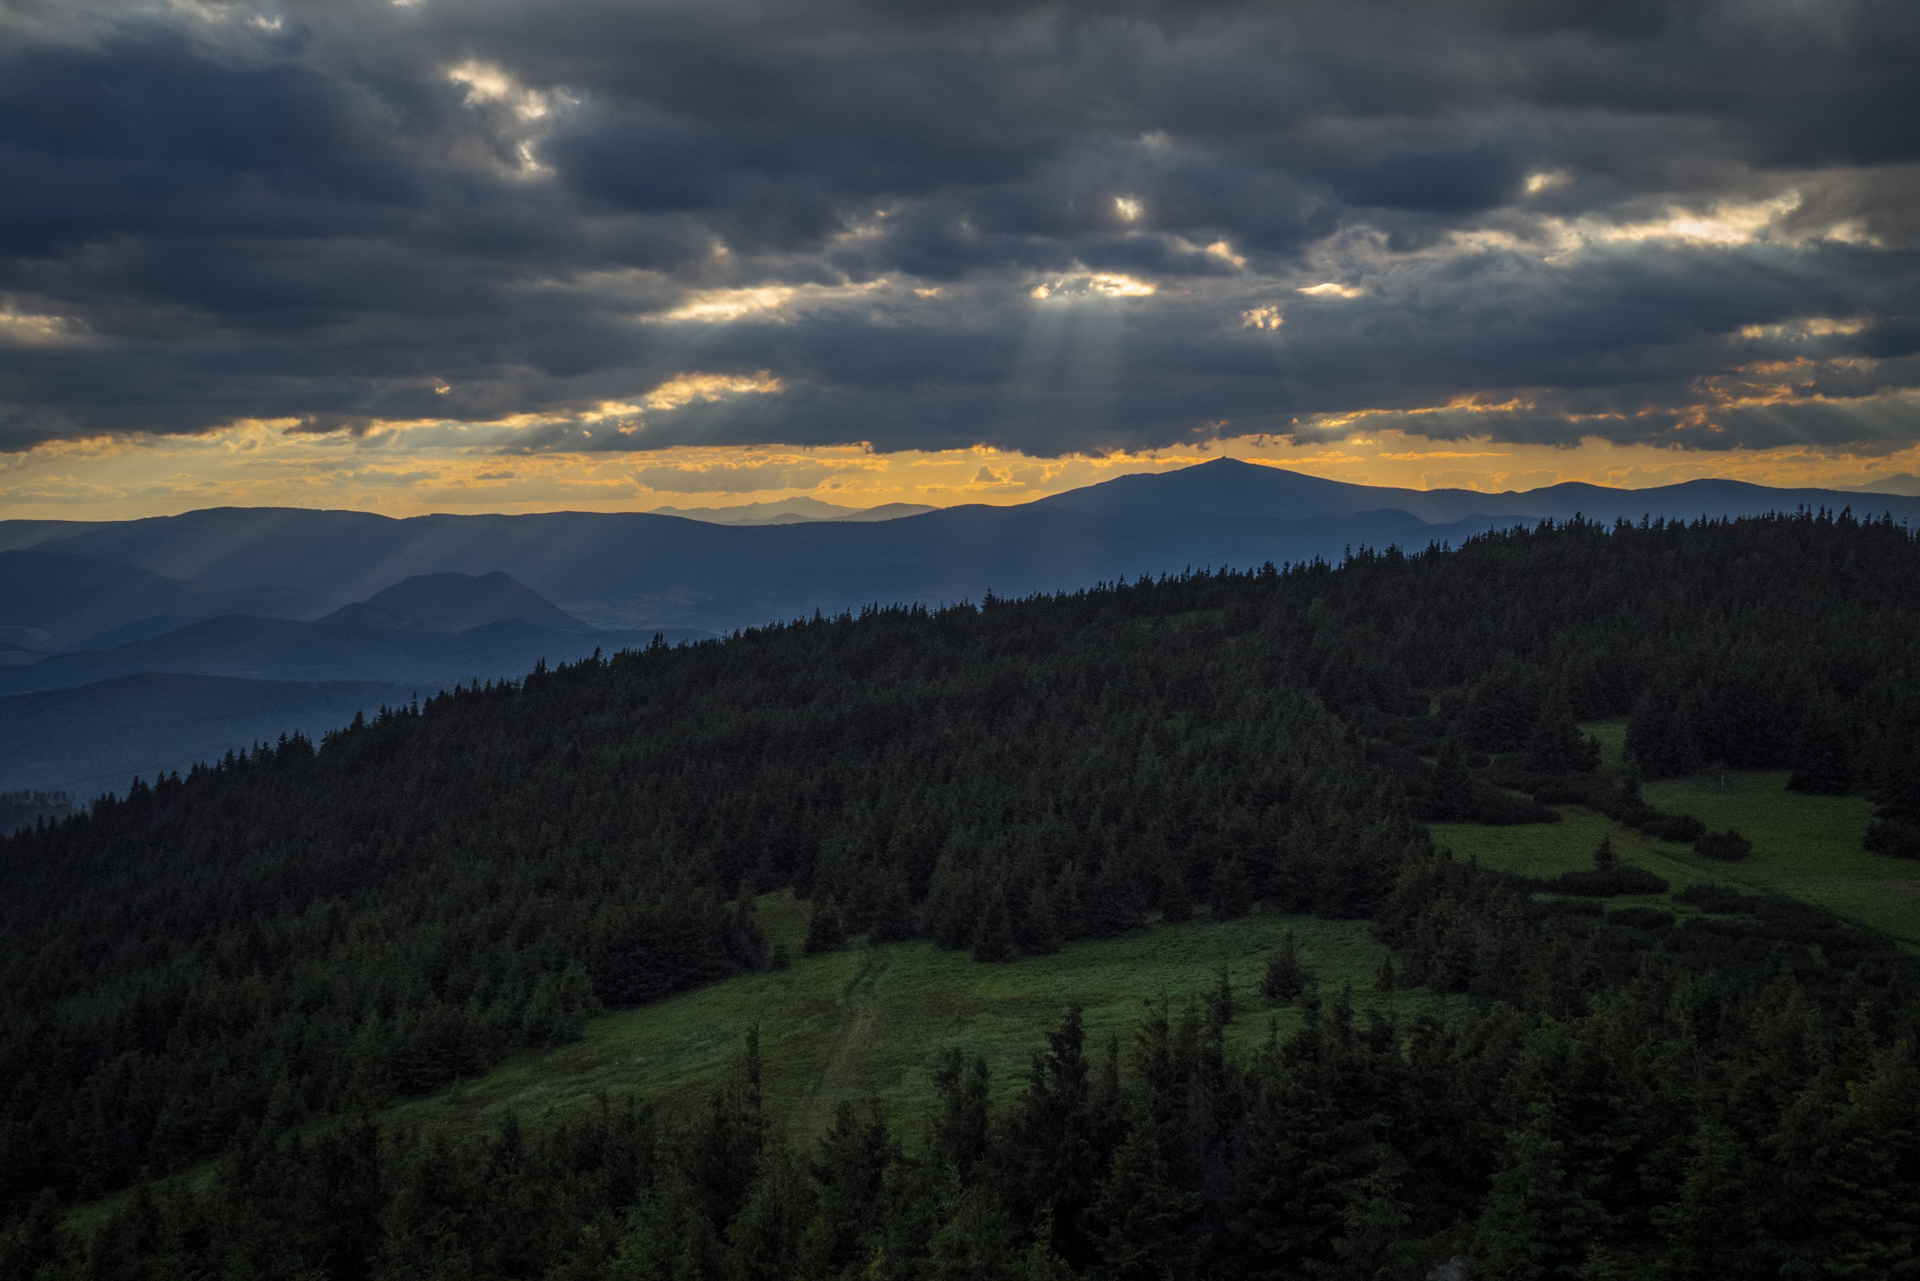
xmin=2 ymin=509 xmax=1918 ymax=1234
xmin=0 ymin=789 xmax=76 ymax=838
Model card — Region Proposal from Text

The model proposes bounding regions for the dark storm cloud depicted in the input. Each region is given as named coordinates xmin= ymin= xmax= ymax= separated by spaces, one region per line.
xmin=1 ymin=0 xmax=1917 ymax=455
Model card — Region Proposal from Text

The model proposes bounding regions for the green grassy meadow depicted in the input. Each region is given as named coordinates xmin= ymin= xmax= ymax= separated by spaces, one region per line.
xmin=387 ymin=894 xmax=1440 ymax=1148
xmin=1432 ymin=721 xmax=1920 ymax=946
xmin=62 ymin=902 xmax=1434 ymax=1235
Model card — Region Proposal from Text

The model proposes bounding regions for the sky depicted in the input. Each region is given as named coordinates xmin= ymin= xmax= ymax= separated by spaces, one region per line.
xmin=2 ymin=0 xmax=1918 ymax=519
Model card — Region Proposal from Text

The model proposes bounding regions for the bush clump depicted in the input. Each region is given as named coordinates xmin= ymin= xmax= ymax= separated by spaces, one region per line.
xmin=1865 ymin=817 xmax=1920 ymax=859
xmin=1606 ymin=906 xmax=1676 ymax=931
xmin=1675 ymin=884 xmax=1756 ymax=914
xmin=1552 ymin=865 xmax=1670 ymax=897
xmin=1532 ymin=780 xmax=1599 ymax=806
xmin=1541 ymin=896 xmax=1604 ymax=917
xmin=1694 ymin=829 xmax=1753 ymax=861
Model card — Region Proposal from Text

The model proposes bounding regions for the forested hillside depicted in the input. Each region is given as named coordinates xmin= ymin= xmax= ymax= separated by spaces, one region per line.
xmin=5 ymin=509 xmax=1920 ymax=1279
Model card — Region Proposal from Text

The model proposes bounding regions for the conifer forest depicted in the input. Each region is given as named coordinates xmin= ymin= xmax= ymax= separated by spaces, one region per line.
xmin=5 ymin=510 xmax=1920 ymax=1280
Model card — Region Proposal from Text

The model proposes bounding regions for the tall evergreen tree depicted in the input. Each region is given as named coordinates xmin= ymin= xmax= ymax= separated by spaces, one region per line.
xmin=1090 ymin=1120 xmax=1199 ymax=1281
xmin=973 ymin=887 xmax=1014 ymax=964
xmin=804 ymin=900 xmax=847 ymax=955
xmin=1788 ymin=695 xmax=1853 ymax=795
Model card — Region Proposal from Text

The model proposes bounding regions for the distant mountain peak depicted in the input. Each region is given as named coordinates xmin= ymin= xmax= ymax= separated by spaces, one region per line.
xmin=1034 ymin=457 xmax=1373 ymax=519
xmin=356 ymin=571 xmax=592 ymax=634
xmin=1843 ymin=472 xmax=1920 ymax=497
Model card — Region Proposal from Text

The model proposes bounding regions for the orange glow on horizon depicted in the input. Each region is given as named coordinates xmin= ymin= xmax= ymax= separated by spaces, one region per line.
xmin=2 ymin=424 xmax=1917 ymax=522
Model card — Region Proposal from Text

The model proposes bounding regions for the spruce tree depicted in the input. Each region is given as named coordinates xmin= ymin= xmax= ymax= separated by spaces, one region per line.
xmin=1656 ymin=1119 xmax=1754 ymax=1281
xmin=868 ymin=869 xmax=915 ymax=945
xmin=803 ymin=900 xmax=846 ymax=955
xmin=696 ymin=1028 xmax=767 ymax=1228
xmin=1014 ymin=881 xmax=1062 ymax=955
xmin=1209 ymin=858 xmax=1254 ymax=920
xmin=973 ymin=886 xmax=1014 ymax=963
xmin=1527 ymin=690 xmax=1600 ymax=775
xmin=1431 ymin=736 xmax=1475 ymax=821
xmin=1593 ymin=835 xmax=1616 ymax=872
xmin=1083 ymin=861 xmax=1143 ymax=938
xmin=1262 ymin=932 xmax=1308 ymax=1005
xmin=1788 ymin=696 xmax=1852 ymax=795
xmin=1626 ymin=682 xmax=1699 ymax=779
xmin=1471 ymin=1105 xmax=1608 ymax=1280
xmin=1050 ymin=862 xmax=1086 ymax=942
xmin=1206 ymin=964 xmax=1235 ymax=1028
xmin=1089 ymin=1121 xmax=1199 ymax=1281
xmin=1158 ymin=871 xmax=1194 ymax=923
xmin=726 ymin=1142 xmax=818 ymax=1281
xmin=927 ymin=1184 xmax=1020 ymax=1281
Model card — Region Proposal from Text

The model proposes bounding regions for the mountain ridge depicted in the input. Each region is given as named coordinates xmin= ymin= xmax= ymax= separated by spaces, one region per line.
xmin=4 ymin=460 xmax=1915 ymax=657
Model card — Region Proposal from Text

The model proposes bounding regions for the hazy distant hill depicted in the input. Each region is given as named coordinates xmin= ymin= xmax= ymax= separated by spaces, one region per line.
xmin=1033 ymin=458 xmax=1920 ymax=525
xmin=0 ymin=673 xmax=419 ymax=798
xmin=0 ymin=610 xmax=698 ymax=697
xmin=5 ymin=459 xmax=1915 ymax=648
xmin=0 ymin=548 xmax=338 ymax=651
xmin=0 ymin=570 xmax=710 ymax=790
xmin=0 ymin=520 xmax=101 ymax=554
xmin=1841 ymin=472 xmax=1920 ymax=497
xmin=359 ymin=571 xmax=593 ymax=633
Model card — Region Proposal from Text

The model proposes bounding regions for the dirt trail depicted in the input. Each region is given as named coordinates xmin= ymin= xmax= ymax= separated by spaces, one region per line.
xmin=803 ymin=953 xmax=884 ymax=1139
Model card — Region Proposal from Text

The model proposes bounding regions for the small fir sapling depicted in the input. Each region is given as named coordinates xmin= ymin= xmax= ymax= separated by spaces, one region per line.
xmin=1206 ymin=964 xmax=1234 ymax=1027
xmin=1262 ymin=931 xmax=1309 ymax=1005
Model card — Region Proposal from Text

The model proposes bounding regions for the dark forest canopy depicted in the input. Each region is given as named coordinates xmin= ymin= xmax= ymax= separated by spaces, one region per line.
xmin=4 ymin=509 xmax=1920 ymax=1278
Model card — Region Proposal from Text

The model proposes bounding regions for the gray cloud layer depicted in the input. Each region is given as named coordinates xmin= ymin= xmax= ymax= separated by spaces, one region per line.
xmin=1 ymin=0 xmax=1917 ymax=455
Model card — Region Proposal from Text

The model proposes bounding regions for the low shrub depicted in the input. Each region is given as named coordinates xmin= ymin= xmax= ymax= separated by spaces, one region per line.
xmin=1694 ymin=829 xmax=1753 ymax=861
xmin=1473 ymin=786 xmax=1563 ymax=825
xmin=1552 ymin=865 xmax=1671 ymax=897
xmin=1607 ymin=906 xmax=1675 ymax=930
xmin=1865 ymin=817 xmax=1920 ymax=859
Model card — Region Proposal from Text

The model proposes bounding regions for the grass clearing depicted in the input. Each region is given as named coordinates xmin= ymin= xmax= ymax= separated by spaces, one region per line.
xmin=387 ymin=894 xmax=1443 ymax=1146
xmin=63 ymin=898 xmax=1447 ymax=1233
xmin=1432 ymin=720 xmax=1919 ymax=946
